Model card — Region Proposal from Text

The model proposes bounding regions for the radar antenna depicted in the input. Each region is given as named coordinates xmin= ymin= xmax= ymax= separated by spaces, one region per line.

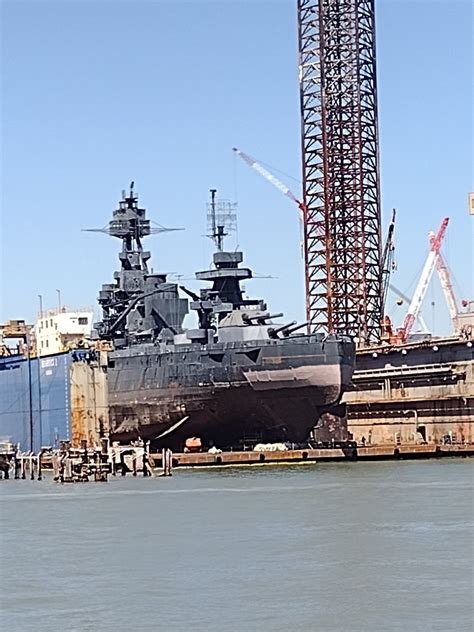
xmin=206 ymin=189 xmax=237 ymax=251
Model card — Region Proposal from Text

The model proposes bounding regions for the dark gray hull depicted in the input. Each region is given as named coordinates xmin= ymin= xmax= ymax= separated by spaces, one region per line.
xmin=107 ymin=334 xmax=355 ymax=449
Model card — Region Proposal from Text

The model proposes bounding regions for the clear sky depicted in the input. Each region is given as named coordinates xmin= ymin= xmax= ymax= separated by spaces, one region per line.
xmin=1 ymin=0 xmax=473 ymax=335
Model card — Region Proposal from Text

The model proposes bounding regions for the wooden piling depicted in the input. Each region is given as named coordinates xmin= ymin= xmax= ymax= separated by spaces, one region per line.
xmin=37 ymin=450 xmax=43 ymax=480
xmin=162 ymin=448 xmax=173 ymax=476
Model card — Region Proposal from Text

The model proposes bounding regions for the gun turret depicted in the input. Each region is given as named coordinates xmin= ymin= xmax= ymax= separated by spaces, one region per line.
xmin=181 ymin=285 xmax=215 ymax=331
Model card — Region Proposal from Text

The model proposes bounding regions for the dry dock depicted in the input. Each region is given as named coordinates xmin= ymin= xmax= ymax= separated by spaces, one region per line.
xmin=149 ymin=443 xmax=474 ymax=469
xmin=346 ymin=336 xmax=474 ymax=445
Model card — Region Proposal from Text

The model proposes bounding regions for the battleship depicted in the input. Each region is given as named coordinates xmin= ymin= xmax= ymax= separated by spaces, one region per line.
xmin=93 ymin=185 xmax=355 ymax=450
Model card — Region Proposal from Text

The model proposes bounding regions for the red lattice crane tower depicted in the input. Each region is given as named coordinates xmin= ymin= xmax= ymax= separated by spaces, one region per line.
xmin=298 ymin=0 xmax=383 ymax=344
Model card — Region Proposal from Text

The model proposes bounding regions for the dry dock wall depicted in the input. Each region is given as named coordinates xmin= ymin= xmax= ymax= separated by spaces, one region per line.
xmin=345 ymin=345 xmax=474 ymax=445
xmin=0 ymin=352 xmax=71 ymax=451
xmin=0 ymin=351 xmax=108 ymax=451
xmin=70 ymin=357 xmax=109 ymax=447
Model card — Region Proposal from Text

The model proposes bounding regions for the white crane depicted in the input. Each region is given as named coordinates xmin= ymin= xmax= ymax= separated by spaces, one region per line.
xmin=399 ymin=217 xmax=449 ymax=343
xmin=389 ymin=284 xmax=430 ymax=334
xmin=429 ymin=233 xmax=460 ymax=334
xmin=233 ymin=147 xmax=309 ymax=257
xmin=232 ymin=147 xmax=306 ymax=221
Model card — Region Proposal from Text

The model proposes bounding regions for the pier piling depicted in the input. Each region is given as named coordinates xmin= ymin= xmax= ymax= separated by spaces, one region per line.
xmin=162 ymin=448 xmax=173 ymax=476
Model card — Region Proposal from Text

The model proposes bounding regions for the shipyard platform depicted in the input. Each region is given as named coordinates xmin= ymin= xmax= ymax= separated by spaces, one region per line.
xmin=148 ymin=443 xmax=474 ymax=469
xmin=345 ymin=336 xmax=474 ymax=445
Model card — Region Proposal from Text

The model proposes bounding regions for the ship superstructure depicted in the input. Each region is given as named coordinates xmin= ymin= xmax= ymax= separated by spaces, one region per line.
xmin=95 ymin=186 xmax=355 ymax=449
xmin=89 ymin=183 xmax=188 ymax=346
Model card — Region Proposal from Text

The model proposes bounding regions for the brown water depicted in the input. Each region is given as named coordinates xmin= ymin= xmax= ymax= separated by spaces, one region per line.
xmin=1 ymin=459 xmax=473 ymax=631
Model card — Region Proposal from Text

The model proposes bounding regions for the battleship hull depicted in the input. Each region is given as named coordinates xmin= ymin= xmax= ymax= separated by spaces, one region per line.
xmin=107 ymin=334 xmax=355 ymax=449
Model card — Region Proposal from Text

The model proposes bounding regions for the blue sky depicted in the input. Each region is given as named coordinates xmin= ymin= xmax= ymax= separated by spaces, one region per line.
xmin=1 ymin=0 xmax=473 ymax=335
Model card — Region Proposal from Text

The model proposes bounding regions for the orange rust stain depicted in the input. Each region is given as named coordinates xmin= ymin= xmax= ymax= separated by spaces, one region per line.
xmin=71 ymin=394 xmax=87 ymax=448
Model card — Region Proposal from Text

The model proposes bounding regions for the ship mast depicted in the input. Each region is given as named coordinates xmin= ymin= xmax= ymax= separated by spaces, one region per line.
xmin=199 ymin=190 xmax=262 ymax=312
xmin=207 ymin=188 xmax=236 ymax=252
xmin=85 ymin=184 xmax=185 ymax=342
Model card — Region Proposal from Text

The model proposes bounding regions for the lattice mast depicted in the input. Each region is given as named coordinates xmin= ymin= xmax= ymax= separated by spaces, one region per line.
xmin=297 ymin=0 xmax=383 ymax=344
xmin=206 ymin=189 xmax=237 ymax=252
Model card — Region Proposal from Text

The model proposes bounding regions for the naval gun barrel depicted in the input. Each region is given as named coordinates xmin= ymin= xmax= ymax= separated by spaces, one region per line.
xmin=267 ymin=321 xmax=297 ymax=339
xmin=281 ymin=321 xmax=309 ymax=337
xmin=242 ymin=312 xmax=283 ymax=324
xmin=179 ymin=285 xmax=200 ymax=302
xmin=265 ymin=313 xmax=284 ymax=321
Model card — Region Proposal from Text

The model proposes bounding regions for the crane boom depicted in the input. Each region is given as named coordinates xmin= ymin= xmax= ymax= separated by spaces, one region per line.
xmin=381 ymin=209 xmax=396 ymax=315
xmin=429 ymin=233 xmax=459 ymax=333
xmin=400 ymin=217 xmax=449 ymax=342
xmin=232 ymin=147 xmax=306 ymax=221
xmin=389 ymin=284 xmax=429 ymax=333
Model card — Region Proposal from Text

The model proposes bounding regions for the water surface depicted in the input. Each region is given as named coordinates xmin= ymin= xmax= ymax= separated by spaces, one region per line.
xmin=1 ymin=459 xmax=473 ymax=631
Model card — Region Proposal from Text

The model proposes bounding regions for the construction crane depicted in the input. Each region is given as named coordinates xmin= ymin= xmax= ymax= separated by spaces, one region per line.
xmin=232 ymin=148 xmax=306 ymax=221
xmin=233 ymin=147 xmax=308 ymax=258
xmin=389 ymin=284 xmax=429 ymax=334
xmin=298 ymin=0 xmax=383 ymax=344
xmin=235 ymin=146 xmax=400 ymax=342
xmin=235 ymin=1 xmax=384 ymax=343
xmin=398 ymin=217 xmax=449 ymax=343
xmin=381 ymin=209 xmax=396 ymax=316
xmin=429 ymin=233 xmax=460 ymax=334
